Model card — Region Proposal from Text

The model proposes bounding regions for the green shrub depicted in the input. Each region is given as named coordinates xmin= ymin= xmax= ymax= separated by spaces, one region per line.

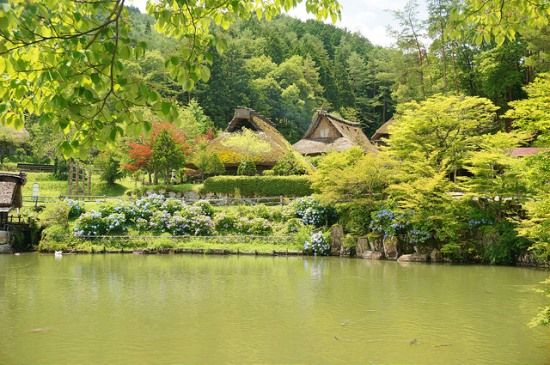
xmin=303 ymin=231 xmax=330 ymax=256
xmin=66 ymin=199 xmax=86 ymax=220
xmin=203 ymin=176 xmax=312 ymax=197
xmin=237 ymin=158 xmax=256 ymax=176
xmin=0 ymin=162 xmax=18 ymax=171
xmin=40 ymin=201 xmax=70 ymax=228
xmin=272 ymin=152 xmax=307 ymax=175
xmin=482 ymin=222 xmax=530 ymax=265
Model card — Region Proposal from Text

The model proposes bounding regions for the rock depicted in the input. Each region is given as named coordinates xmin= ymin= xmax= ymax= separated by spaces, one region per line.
xmin=0 ymin=244 xmax=12 ymax=254
xmin=363 ymin=250 xmax=384 ymax=260
xmin=0 ymin=231 xmax=10 ymax=244
xmin=383 ymin=236 xmax=399 ymax=260
xmin=430 ymin=249 xmax=444 ymax=262
xmin=356 ymin=237 xmax=370 ymax=257
xmin=397 ymin=253 xmax=429 ymax=262
xmin=330 ymin=225 xmax=344 ymax=256
xmin=183 ymin=190 xmax=200 ymax=201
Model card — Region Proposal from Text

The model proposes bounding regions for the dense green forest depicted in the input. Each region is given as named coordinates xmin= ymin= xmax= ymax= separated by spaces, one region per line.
xmin=121 ymin=1 xmax=550 ymax=143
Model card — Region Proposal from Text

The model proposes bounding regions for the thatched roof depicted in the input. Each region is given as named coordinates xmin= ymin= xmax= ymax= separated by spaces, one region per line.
xmin=208 ymin=108 xmax=314 ymax=172
xmin=293 ymin=111 xmax=377 ymax=156
xmin=371 ymin=117 xmax=394 ymax=146
xmin=0 ymin=172 xmax=27 ymax=212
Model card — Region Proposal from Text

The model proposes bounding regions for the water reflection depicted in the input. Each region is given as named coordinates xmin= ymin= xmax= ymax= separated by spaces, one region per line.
xmin=0 ymin=254 xmax=548 ymax=365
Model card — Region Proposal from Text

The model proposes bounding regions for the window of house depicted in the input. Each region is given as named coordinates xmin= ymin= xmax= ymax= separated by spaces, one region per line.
xmin=319 ymin=128 xmax=329 ymax=138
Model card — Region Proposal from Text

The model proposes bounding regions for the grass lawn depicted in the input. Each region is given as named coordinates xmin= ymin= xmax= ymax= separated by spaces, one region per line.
xmin=21 ymin=172 xmax=199 ymax=201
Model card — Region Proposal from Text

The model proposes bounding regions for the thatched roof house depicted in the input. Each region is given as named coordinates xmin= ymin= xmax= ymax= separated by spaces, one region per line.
xmin=208 ymin=108 xmax=313 ymax=174
xmin=371 ymin=117 xmax=394 ymax=147
xmin=293 ymin=111 xmax=377 ymax=156
xmin=0 ymin=172 xmax=26 ymax=220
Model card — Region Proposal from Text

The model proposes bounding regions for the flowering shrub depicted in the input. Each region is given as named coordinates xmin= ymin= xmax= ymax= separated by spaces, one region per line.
xmin=235 ymin=217 xmax=273 ymax=235
xmin=148 ymin=210 xmax=172 ymax=234
xmin=193 ymin=200 xmax=215 ymax=217
xmin=74 ymin=210 xmax=107 ymax=237
xmin=66 ymin=199 xmax=85 ymax=220
xmin=135 ymin=194 xmax=167 ymax=220
xmin=74 ymin=210 xmax=128 ymax=236
xmin=292 ymin=197 xmax=337 ymax=227
xmin=104 ymin=213 xmax=127 ymax=234
xmin=161 ymin=199 xmax=186 ymax=215
xmin=169 ymin=214 xmax=214 ymax=236
xmin=303 ymin=231 xmax=330 ymax=256
xmin=286 ymin=218 xmax=304 ymax=233
xmin=370 ymin=207 xmax=432 ymax=245
xmin=214 ymin=213 xmax=238 ymax=233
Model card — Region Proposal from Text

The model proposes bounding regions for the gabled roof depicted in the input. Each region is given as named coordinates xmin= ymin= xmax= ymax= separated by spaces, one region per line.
xmin=208 ymin=108 xmax=314 ymax=172
xmin=293 ymin=111 xmax=377 ymax=155
xmin=0 ymin=172 xmax=27 ymax=210
xmin=371 ymin=117 xmax=394 ymax=144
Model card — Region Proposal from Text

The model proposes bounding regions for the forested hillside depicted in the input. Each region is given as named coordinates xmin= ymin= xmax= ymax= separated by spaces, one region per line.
xmin=123 ymin=1 xmax=549 ymax=143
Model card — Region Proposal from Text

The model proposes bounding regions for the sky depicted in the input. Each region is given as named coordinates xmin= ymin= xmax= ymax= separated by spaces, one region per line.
xmin=128 ymin=0 xmax=426 ymax=47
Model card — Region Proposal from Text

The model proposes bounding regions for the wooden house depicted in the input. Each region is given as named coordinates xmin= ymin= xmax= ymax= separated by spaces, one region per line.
xmin=0 ymin=172 xmax=26 ymax=226
xmin=293 ymin=111 xmax=377 ymax=156
xmin=371 ymin=117 xmax=394 ymax=147
xmin=207 ymin=108 xmax=313 ymax=174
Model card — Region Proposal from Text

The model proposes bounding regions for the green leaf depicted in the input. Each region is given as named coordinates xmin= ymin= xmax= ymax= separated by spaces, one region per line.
xmin=161 ymin=101 xmax=171 ymax=115
xmin=59 ymin=141 xmax=73 ymax=159
xmin=200 ymin=65 xmax=211 ymax=82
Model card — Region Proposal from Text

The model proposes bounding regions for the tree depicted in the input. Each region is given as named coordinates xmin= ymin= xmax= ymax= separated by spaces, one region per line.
xmin=0 ymin=0 xmax=341 ymax=156
xmin=310 ymin=147 xmax=397 ymax=234
xmin=505 ymin=73 xmax=550 ymax=145
xmin=0 ymin=125 xmax=28 ymax=164
xmin=272 ymin=152 xmax=307 ymax=176
xmin=450 ymin=0 xmax=550 ymax=46
xmin=389 ymin=0 xmax=430 ymax=101
xmin=387 ymin=94 xmax=499 ymax=179
xmin=149 ymin=128 xmax=185 ymax=184
xmin=95 ymin=150 xmax=124 ymax=185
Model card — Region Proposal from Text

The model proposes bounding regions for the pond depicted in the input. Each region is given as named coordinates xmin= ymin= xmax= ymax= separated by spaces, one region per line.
xmin=0 ymin=254 xmax=548 ymax=364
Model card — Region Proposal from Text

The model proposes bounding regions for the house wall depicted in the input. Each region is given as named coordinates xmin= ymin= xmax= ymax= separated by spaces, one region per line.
xmin=310 ymin=117 xmax=341 ymax=139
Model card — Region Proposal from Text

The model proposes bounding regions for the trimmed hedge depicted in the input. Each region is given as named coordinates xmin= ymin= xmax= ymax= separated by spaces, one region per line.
xmin=202 ymin=176 xmax=312 ymax=197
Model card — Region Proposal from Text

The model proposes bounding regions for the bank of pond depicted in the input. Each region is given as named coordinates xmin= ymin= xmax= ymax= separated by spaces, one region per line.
xmin=2 ymin=194 xmax=545 ymax=267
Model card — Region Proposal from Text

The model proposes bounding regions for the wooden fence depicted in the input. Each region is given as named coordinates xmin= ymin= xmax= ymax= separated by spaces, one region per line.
xmin=16 ymin=163 xmax=55 ymax=172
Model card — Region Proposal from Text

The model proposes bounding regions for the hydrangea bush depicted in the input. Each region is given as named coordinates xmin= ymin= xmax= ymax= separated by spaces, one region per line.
xmin=370 ymin=207 xmax=432 ymax=246
xmin=303 ymin=231 xmax=330 ymax=256
xmin=66 ymin=199 xmax=85 ymax=220
xmin=72 ymin=194 xmax=319 ymax=240
xmin=235 ymin=217 xmax=273 ymax=235
xmin=74 ymin=210 xmax=127 ymax=236
xmin=292 ymin=197 xmax=337 ymax=227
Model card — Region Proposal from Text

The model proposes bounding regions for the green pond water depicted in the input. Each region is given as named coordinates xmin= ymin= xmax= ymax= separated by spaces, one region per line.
xmin=0 ymin=253 xmax=549 ymax=364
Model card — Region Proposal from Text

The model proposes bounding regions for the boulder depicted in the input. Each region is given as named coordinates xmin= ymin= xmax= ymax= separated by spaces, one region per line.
xmin=383 ymin=236 xmax=399 ymax=260
xmin=430 ymin=249 xmax=444 ymax=262
xmin=363 ymin=250 xmax=384 ymax=260
xmin=330 ymin=225 xmax=344 ymax=256
xmin=356 ymin=237 xmax=370 ymax=257
xmin=397 ymin=253 xmax=429 ymax=262
xmin=0 ymin=231 xmax=9 ymax=245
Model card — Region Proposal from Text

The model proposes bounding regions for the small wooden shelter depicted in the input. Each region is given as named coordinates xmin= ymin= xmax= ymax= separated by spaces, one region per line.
xmin=208 ymin=107 xmax=313 ymax=174
xmin=0 ymin=172 xmax=26 ymax=226
xmin=371 ymin=117 xmax=394 ymax=147
xmin=293 ymin=111 xmax=377 ymax=156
